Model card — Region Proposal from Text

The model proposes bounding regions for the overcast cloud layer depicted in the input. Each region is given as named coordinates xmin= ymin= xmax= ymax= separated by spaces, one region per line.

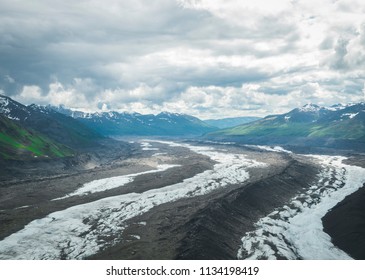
xmin=1 ymin=0 xmax=365 ymax=118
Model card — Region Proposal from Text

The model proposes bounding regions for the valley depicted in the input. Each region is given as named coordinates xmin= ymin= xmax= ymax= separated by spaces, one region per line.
xmin=1 ymin=95 xmax=365 ymax=260
xmin=1 ymin=140 xmax=364 ymax=260
xmin=2 ymin=0 xmax=365 ymax=268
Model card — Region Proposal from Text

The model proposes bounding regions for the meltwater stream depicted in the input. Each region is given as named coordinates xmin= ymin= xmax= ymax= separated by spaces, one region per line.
xmin=0 ymin=141 xmax=265 ymax=259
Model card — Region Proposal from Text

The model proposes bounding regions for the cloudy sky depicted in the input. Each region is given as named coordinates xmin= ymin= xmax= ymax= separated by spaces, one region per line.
xmin=1 ymin=0 xmax=365 ymax=118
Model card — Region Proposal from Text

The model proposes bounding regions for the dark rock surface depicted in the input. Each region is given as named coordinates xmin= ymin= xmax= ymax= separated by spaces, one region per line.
xmin=322 ymin=185 xmax=365 ymax=260
xmin=322 ymin=156 xmax=365 ymax=260
xmin=176 ymin=159 xmax=317 ymax=259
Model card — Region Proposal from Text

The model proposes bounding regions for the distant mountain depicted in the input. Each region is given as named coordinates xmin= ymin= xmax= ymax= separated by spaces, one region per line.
xmin=207 ymin=103 xmax=365 ymax=150
xmin=50 ymin=106 xmax=217 ymax=136
xmin=0 ymin=114 xmax=73 ymax=160
xmin=204 ymin=116 xmax=261 ymax=129
xmin=0 ymin=95 xmax=103 ymax=149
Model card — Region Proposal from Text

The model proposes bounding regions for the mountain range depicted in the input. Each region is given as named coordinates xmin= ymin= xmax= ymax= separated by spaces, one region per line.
xmin=2 ymin=93 xmax=365 ymax=159
xmin=0 ymin=95 xmax=216 ymax=160
xmin=207 ymin=103 xmax=365 ymax=150
xmin=48 ymin=105 xmax=216 ymax=136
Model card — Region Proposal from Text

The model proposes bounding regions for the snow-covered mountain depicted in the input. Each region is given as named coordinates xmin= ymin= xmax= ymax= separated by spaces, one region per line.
xmin=266 ymin=102 xmax=365 ymax=124
xmin=237 ymin=102 xmax=365 ymax=126
xmin=48 ymin=105 xmax=216 ymax=136
xmin=1 ymin=94 xmax=215 ymax=139
xmin=0 ymin=94 xmax=32 ymax=121
xmin=0 ymin=95 xmax=103 ymax=149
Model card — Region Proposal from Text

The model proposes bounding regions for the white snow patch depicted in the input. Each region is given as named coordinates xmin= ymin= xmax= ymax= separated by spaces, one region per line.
xmin=15 ymin=205 xmax=30 ymax=210
xmin=140 ymin=142 xmax=159 ymax=151
xmin=130 ymin=235 xmax=141 ymax=240
xmin=326 ymin=105 xmax=345 ymax=111
xmin=299 ymin=104 xmax=320 ymax=112
xmin=6 ymin=115 xmax=20 ymax=121
xmin=152 ymin=152 xmax=168 ymax=157
xmin=53 ymin=164 xmax=180 ymax=200
xmin=0 ymin=96 xmax=9 ymax=107
xmin=246 ymin=145 xmax=292 ymax=154
xmin=201 ymin=140 xmax=236 ymax=145
xmin=0 ymin=142 xmax=266 ymax=260
xmin=341 ymin=113 xmax=358 ymax=119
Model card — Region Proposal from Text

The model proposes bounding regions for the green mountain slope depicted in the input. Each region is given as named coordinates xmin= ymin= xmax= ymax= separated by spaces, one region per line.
xmin=1 ymin=95 xmax=104 ymax=149
xmin=26 ymin=104 xmax=105 ymax=148
xmin=0 ymin=115 xmax=74 ymax=160
xmin=204 ymin=116 xmax=261 ymax=129
xmin=208 ymin=103 xmax=365 ymax=142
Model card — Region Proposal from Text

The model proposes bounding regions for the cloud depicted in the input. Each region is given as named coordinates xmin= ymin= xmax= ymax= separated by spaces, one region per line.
xmin=15 ymin=85 xmax=44 ymax=105
xmin=330 ymin=37 xmax=349 ymax=69
xmin=1 ymin=0 xmax=365 ymax=118
xmin=15 ymin=81 xmax=90 ymax=109
xmin=4 ymin=75 xmax=15 ymax=84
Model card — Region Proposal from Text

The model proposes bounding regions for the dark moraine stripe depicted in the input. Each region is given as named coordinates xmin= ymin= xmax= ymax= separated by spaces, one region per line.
xmin=176 ymin=159 xmax=318 ymax=260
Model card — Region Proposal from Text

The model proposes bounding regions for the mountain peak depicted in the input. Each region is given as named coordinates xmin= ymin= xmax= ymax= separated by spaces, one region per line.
xmin=158 ymin=111 xmax=182 ymax=117
xmin=299 ymin=103 xmax=321 ymax=112
xmin=0 ymin=94 xmax=31 ymax=120
xmin=0 ymin=95 xmax=9 ymax=108
xmin=326 ymin=103 xmax=346 ymax=111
